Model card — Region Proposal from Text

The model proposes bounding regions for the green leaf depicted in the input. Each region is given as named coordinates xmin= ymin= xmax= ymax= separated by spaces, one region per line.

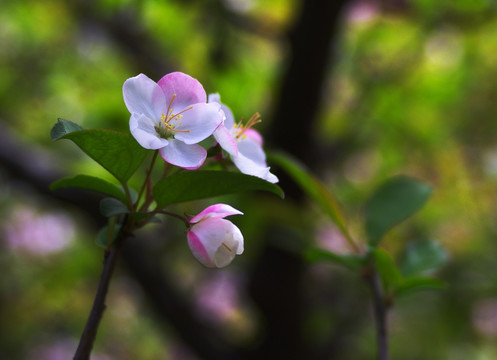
xmin=96 ymin=224 xmax=121 ymax=248
xmin=153 ymin=170 xmax=283 ymax=208
xmin=399 ymin=240 xmax=448 ymax=276
xmin=395 ymin=276 xmax=446 ymax=297
xmin=50 ymin=119 xmax=149 ymax=183
xmin=50 ymin=174 xmax=128 ymax=203
xmin=365 ymin=176 xmax=432 ymax=246
xmin=100 ymin=198 xmax=129 ymax=217
xmin=306 ymin=248 xmax=364 ymax=271
xmin=51 ymin=118 xmax=84 ymax=140
xmin=373 ymin=248 xmax=402 ymax=295
xmin=268 ymin=151 xmax=352 ymax=244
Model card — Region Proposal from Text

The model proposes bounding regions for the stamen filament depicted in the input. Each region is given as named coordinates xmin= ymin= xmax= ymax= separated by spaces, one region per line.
xmin=221 ymin=242 xmax=233 ymax=252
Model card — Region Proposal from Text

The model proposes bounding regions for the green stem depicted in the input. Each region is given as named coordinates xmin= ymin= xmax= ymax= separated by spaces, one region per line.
xmin=135 ymin=151 xmax=158 ymax=209
xmin=121 ymin=183 xmax=134 ymax=212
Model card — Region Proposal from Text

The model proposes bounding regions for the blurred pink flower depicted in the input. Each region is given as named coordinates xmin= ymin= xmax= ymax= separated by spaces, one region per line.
xmin=195 ymin=271 xmax=241 ymax=323
xmin=4 ymin=207 xmax=74 ymax=255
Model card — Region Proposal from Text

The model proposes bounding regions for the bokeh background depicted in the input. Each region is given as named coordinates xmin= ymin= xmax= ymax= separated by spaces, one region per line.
xmin=2 ymin=0 xmax=497 ymax=359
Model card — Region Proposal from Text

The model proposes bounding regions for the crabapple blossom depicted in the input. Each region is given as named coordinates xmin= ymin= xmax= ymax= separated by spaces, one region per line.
xmin=123 ymin=72 xmax=224 ymax=169
xmin=208 ymin=93 xmax=278 ymax=183
xmin=187 ymin=204 xmax=244 ymax=268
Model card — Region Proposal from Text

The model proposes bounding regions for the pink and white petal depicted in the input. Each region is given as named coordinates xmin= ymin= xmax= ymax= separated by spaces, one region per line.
xmin=232 ymin=152 xmax=279 ymax=183
xmin=189 ymin=218 xmax=243 ymax=268
xmin=190 ymin=204 xmax=243 ymax=223
xmin=187 ymin=230 xmax=215 ymax=268
xmin=213 ymin=125 xmax=238 ymax=156
xmin=243 ymin=129 xmax=264 ymax=146
xmin=174 ymin=102 xmax=224 ymax=144
xmin=237 ymin=138 xmax=267 ymax=167
xmin=123 ymin=74 xmax=166 ymax=120
xmin=130 ymin=113 xmax=169 ymax=149
xmin=208 ymin=93 xmax=236 ymax=129
xmin=159 ymin=139 xmax=207 ymax=169
xmin=158 ymin=72 xmax=207 ymax=110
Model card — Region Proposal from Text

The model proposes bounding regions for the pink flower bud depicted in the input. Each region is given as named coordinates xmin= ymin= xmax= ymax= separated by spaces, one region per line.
xmin=187 ymin=204 xmax=244 ymax=268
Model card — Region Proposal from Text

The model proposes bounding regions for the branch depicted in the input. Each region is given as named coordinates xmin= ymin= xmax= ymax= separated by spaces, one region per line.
xmin=73 ymin=241 xmax=122 ymax=360
xmin=368 ymin=269 xmax=389 ymax=360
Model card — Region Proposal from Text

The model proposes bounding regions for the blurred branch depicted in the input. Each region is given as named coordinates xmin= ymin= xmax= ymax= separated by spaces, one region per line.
xmin=68 ymin=0 xmax=173 ymax=79
xmin=267 ymin=0 xmax=349 ymax=173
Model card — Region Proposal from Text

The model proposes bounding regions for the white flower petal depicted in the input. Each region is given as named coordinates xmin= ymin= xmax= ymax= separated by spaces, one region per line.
xmin=123 ymin=74 xmax=166 ymax=120
xmin=188 ymin=218 xmax=244 ymax=268
xmin=158 ymin=139 xmax=206 ymax=169
xmin=173 ymin=102 xmax=223 ymax=144
xmin=130 ymin=113 xmax=168 ymax=149
xmin=208 ymin=93 xmax=235 ymax=129
xmin=237 ymin=138 xmax=267 ymax=167
xmin=214 ymin=125 xmax=238 ymax=156
xmin=232 ymin=152 xmax=279 ymax=183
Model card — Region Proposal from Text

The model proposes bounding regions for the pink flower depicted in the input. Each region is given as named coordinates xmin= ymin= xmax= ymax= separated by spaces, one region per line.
xmin=187 ymin=204 xmax=244 ymax=268
xmin=123 ymin=72 xmax=224 ymax=169
xmin=208 ymin=93 xmax=278 ymax=183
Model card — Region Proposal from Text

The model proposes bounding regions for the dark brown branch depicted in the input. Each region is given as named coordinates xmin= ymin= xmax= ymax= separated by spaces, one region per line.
xmin=73 ymin=242 xmax=122 ymax=360
xmin=368 ymin=269 xmax=389 ymax=360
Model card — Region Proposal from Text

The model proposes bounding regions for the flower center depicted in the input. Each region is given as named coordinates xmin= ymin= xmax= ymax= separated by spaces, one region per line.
xmin=233 ymin=112 xmax=262 ymax=141
xmin=155 ymin=94 xmax=193 ymax=139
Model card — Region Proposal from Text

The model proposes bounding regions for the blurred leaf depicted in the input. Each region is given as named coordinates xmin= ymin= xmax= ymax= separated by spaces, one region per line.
xmin=50 ymin=118 xmax=84 ymax=140
xmin=153 ymin=170 xmax=283 ymax=208
xmin=365 ymin=176 xmax=432 ymax=246
xmin=269 ymin=151 xmax=353 ymax=244
xmin=100 ymin=198 xmax=129 ymax=217
xmin=373 ymin=248 xmax=402 ymax=294
xmin=399 ymin=240 xmax=448 ymax=276
xmin=51 ymin=174 xmax=127 ymax=203
xmin=50 ymin=119 xmax=149 ymax=183
xmin=96 ymin=224 xmax=121 ymax=248
xmin=395 ymin=276 xmax=446 ymax=297
xmin=306 ymin=248 xmax=364 ymax=271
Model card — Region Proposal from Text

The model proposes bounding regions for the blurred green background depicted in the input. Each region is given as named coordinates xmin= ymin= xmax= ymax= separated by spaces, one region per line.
xmin=2 ymin=0 xmax=497 ymax=359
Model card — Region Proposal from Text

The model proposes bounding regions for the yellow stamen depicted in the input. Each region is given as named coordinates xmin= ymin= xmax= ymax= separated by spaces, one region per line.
xmin=235 ymin=112 xmax=262 ymax=140
xmin=157 ymin=94 xmax=192 ymax=135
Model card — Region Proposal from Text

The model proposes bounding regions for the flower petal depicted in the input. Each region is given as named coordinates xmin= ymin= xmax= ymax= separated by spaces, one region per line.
xmin=190 ymin=204 xmax=243 ymax=223
xmin=188 ymin=218 xmax=244 ymax=268
xmin=158 ymin=72 xmax=207 ymax=111
xmin=123 ymin=74 xmax=166 ymax=120
xmin=243 ymin=129 xmax=264 ymax=146
xmin=187 ymin=230 xmax=215 ymax=268
xmin=232 ymin=152 xmax=279 ymax=183
xmin=174 ymin=102 xmax=224 ymax=144
xmin=237 ymin=137 xmax=267 ymax=167
xmin=158 ymin=139 xmax=207 ymax=169
xmin=208 ymin=93 xmax=235 ymax=129
xmin=214 ymin=125 xmax=238 ymax=156
xmin=130 ymin=113 xmax=169 ymax=149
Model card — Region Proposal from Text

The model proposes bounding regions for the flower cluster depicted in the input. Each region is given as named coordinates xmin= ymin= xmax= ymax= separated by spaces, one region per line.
xmin=123 ymin=72 xmax=278 ymax=182
xmin=123 ymin=72 xmax=276 ymax=267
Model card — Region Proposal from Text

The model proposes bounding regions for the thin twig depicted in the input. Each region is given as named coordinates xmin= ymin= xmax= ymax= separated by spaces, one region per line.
xmin=368 ymin=268 xmax=389 ymax=360
xmin=73 ymin=232 xmax=127 ymax=360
